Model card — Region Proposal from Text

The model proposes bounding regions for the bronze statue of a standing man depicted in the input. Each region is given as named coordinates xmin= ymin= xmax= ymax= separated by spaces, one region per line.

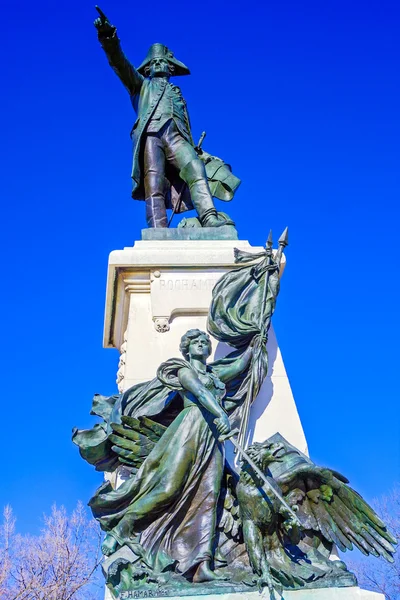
xmin=94 ymin=7 xmax=235 ymax=228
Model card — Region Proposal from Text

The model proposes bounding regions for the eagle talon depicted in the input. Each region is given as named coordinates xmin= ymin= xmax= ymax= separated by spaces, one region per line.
xmin=257 ymin=575 xmax=276 ymax=598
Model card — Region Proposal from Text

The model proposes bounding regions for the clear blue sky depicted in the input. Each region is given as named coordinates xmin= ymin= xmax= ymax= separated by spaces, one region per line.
xmin=1 ymin=0 xmax=399 ymax=536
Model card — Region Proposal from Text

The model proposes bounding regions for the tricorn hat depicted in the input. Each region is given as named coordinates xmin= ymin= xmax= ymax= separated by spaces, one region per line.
xmin=137 ymin=43 xmax=190 ymax=76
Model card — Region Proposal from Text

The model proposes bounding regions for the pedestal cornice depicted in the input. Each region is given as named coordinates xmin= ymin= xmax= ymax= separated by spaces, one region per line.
xmin=103 ymin=239 xmax=270 ymax=349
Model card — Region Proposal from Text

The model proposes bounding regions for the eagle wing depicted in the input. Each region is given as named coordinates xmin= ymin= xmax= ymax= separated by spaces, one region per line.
xmin=278 ymin=462 xmax=397 ymax=562
xmin=109 ymin=415 xmax=167 ymax=473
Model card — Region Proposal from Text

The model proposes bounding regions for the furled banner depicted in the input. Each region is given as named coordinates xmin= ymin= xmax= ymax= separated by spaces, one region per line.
xmin=207 ymin=229 xmax=288 ymax=448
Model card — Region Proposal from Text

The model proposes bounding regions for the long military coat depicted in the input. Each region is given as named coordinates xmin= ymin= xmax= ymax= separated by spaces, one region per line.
xmin=100 ymin=33 xmax=196 ymax=210
xmin=100 ymin=33 xmax=239 ymax=211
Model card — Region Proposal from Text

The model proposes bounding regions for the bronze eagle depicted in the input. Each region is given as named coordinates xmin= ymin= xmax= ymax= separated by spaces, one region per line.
xmin=218 ymin=433 xmax=397 ymax=594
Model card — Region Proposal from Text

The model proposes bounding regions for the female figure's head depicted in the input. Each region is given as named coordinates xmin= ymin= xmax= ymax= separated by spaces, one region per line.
xmin=180 ymin=329 xmax=212 ymax=362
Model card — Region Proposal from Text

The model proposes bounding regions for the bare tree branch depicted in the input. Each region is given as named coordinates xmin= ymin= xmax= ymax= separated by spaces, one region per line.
xmin=0 ymin=503 xmax=102 ymax=600
xmin=347 ymin=484 xmax=399 ymax=600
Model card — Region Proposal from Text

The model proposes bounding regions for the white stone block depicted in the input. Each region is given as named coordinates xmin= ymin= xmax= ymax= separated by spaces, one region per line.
xmin=282 ymin=588 xmax=384 ymax=599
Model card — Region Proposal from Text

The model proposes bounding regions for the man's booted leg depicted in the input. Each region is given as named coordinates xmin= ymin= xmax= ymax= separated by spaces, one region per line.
xmin=144 ymin=135 xmax=168 ymax=228
xmin=179 ymin=159 xmax=231 ymax=227
xmin=145 ymin=195 xmax=167 ymax=227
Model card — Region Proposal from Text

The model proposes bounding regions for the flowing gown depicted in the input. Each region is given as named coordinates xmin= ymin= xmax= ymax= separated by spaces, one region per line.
xmin=89 ymin=366 xmax=226 ymax=575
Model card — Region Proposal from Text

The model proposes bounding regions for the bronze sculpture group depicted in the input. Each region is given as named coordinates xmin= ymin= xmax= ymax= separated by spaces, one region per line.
xmin=73 ymin=9 xmax=397 ymax=599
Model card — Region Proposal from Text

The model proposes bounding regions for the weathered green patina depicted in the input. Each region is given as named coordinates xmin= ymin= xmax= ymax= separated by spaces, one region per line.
xmin=234 ymin=433 xmax=396 ymax=594
xmin=73 ymin=330 xmax=254 ymax=594
xmin=73 ymin=227 xmax=396 ymax=598
xmin=94 ymin=7 xmax=239 ymax=230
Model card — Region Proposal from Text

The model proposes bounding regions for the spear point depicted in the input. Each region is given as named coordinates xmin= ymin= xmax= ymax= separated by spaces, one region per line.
xmin=278 ymin=227 xmax=289 ymax=247
xmin=266 ymin=229 xmax=273 ymax=248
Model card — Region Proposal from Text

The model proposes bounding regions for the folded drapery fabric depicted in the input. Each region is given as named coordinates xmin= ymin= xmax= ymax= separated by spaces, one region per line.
xmin=207 ymin=243 xmax=282 ymax=447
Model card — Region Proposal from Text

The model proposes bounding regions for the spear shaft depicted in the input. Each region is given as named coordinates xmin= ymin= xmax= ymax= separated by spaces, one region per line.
xmin=258 ymin=235 xmax=274 ymax=331
xmin=237 ymin=232 xmax=273 ymax=450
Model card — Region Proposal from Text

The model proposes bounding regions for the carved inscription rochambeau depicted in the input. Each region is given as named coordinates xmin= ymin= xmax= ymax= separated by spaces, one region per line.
xmin=158 ymin=278 xmax=218 ymax=291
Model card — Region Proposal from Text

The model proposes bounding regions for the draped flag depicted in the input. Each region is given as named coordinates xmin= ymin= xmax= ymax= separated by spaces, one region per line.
xmin=207 ymin=228 xmax=288 ymax=449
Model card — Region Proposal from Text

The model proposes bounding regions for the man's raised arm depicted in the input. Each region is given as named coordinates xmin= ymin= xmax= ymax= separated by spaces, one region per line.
xmin=94 ymin=6 xmax=144 ymax=96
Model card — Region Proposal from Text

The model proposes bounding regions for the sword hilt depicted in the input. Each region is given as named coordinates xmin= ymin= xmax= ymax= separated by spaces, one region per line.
xmin=195 ymin=131 xmax=206 ymax=153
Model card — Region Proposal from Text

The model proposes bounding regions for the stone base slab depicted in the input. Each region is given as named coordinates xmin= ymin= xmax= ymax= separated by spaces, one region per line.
xmin=282 ymin=587 xmax=383 ymax=599
xmin=141 ymin=225 xmax=238 ymax=241
xmin=106 ymin=587 xmax=383 ymax=600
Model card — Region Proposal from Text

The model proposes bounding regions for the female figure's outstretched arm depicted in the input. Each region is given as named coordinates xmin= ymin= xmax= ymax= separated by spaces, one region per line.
xmin=216 ymin=345 xmax=254 ymax=383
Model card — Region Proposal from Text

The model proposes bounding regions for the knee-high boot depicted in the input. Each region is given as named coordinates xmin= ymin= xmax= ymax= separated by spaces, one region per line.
xmin=145 ymin=196 xmax=168 ymax=228
xmin=144 ymin=167 xmax=168 ymax=227
xmin=180 ymin=159 xmax=227 ymax=227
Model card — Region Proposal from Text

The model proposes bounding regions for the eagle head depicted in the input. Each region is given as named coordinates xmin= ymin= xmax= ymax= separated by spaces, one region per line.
xmin=244 ymin=440 xmax=286 ymax=471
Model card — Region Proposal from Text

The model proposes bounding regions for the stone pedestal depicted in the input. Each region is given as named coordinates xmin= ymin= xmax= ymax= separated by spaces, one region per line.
xmin=103 ymin=238 xmax=307 ymax=455
xmin=102 ymin=239 xmax=380 ymax=600
xmin=281 ymin=589 xmax=384 ymax=599
xmin=106 ymin=586 xmax=383 ymax=600
xmin=112 ymin=589 xmax=383 ymax=600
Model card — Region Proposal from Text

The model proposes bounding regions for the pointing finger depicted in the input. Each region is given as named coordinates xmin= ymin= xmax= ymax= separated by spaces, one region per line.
xmin=95 ymin=5 xmax=108 ymax=22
